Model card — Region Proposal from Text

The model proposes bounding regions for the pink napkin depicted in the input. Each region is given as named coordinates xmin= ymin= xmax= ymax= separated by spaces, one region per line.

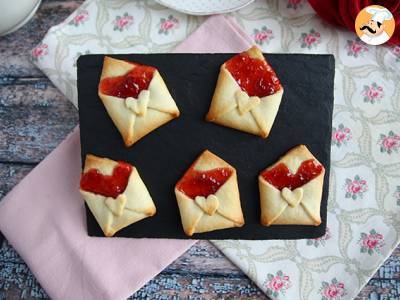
xmin=0 ymin=15 xmax=253 ymax=300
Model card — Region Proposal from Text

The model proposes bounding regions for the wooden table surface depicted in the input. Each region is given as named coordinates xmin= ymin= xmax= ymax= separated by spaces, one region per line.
xmin=0 ymin=1 xmax=399 ymax=299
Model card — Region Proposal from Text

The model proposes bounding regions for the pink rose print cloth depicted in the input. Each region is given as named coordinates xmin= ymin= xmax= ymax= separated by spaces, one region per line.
xmin=113 ymin=12 xmax=134 ymax=31
xmin=345 ymin=39 xmax=369 ymax=57
xmin=158 ymin=15 xmax=179 ymax=34
xmin=362 ymin=82 xmax=384 ymax=104
xmin=378 ymin=131 xmax=400 ymax=154
xmin=319 ymin=278 xmax=347 ymax=300
xmin=358 ymin=230 xmax=385 ymax=255
xmin=264 ymin=270 xmax=291 ymax=298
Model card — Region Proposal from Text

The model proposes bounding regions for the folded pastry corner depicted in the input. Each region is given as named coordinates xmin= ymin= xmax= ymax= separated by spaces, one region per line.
xmin=98 ymin=56 xmax=180 ymax=147
xmin=79 ymin=154 xmax=156 ymax=237
xmin=206 ymin=45 xmax=283 ymax=138
xmin=174 ymin=150 xmax=244 ymax=236
xmin=259 ymin=145 xmax=325 ymax=226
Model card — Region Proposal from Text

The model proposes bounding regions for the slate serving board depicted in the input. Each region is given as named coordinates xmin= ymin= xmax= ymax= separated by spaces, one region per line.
xmin=77 ymin=53 xmax=334 ymax=240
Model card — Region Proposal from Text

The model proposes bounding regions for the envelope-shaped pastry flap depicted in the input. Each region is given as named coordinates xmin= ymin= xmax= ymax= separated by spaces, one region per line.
xmin=191 ymin=212 xmax=236 ymax=234
xmin=259 ymin=179 xmax=287 ymax=225
xmin=105 ymin=194 xmax=127 ymax=217
xmin=206 ymin=46 xmax=283 ymax=138
xmin=212 ymin=173 xmax=243 ymax=224
xmin=129 ymin=108 xmax=177 ymax=145
xmin=98 ymin=56 xmax=180 ymax=146
xmin=83 ymin=154 xmax=117 ymax=175
xmin=80 ymin=190 xmax=114 ymax=236
xmin=146 ymin=71 xmax=180 ymax=115
xmin=123 ymin=168 xmax=156 ymax=215
xmin=174 ymin=191 xmax=204 ymax=236
xmin=100 ymin=56 xmax=135 ymax=79
xmin=80 ymin=155 xmax=156 ymax=236
xmin=98 ymin=95 xmax=135 ymax=144
xmin=175 ymin=150 xmax=244 ymax=235
xmin=259 ymin=145 xmax=324 ymax=226
xmin=250 ymin=88 xmax=283 ymax=137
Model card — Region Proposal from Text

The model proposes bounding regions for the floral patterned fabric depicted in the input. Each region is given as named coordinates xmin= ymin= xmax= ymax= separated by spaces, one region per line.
xmin=30 ymin=0 xmax=400 ymax=299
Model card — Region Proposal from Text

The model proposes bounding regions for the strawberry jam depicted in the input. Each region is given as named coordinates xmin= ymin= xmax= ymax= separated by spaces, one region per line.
xmin=225 ymin=52 xmax=281 ymax=97
xmin=80 ymin=161 xmax=132 ymax=198
xmin=261 ymin=159 xmax=323 ymax=190
xmin=99 ymin=64 xmax=155 ymax=99
xmin=177 ymin=168 xmax=233 ymax=199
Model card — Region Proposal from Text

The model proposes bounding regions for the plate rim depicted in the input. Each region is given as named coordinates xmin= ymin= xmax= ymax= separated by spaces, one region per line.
xmin=154 ymin=0 xmax=255 ymax=16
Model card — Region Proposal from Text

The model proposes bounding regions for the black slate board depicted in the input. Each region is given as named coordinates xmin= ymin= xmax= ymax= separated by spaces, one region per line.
xmin=77 ymin=53 xmax=334 ymax=240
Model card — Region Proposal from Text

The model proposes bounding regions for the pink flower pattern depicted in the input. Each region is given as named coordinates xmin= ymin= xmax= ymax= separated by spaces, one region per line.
xmin=332 ymin=124 xmax=352 ymax=147
xmin=346 ymin=39 xmax=369 ymax=57
xmin=392 ymin=46 xmax=400 ymax=62
xmin=264 ymin=270 xmax=291 ymax=297
xmin=287 ymin=0 xmax=303 ymax=9
xmin=344 ymin=175 xmax=368 ymax=200
xmin=358 ymin=229 xmax=384 ymax=255
xmin=113 ymin=13 xmax=134 ymax=31
xmin=362 ymin=82 xmax=384 ymax=104
xmin=158 ymin=15 xmax=179 ymax=34
xmin=300 ymin=29 xmax=321 ymax=49
xmin=69 ymin=10 xmax=89 ymax=27
xmin=31 ymin=43 xmax=48 ymax=62
xmin=306 ymin=227 xmax=331 ymax=247
xmin=378 ymin=131 xmax=400 ymax=154
xmin=252 ymin=26 xmax=274 ymax=46
xmin=319 ymin=278 xmax=347 ymax=300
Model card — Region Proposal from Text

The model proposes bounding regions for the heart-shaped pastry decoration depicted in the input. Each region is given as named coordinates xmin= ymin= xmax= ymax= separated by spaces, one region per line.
xmin=235 ymin=90 xmax=260 ymax=115
xmin=105 ymin=194 xmax=127 ymax=217
xmin=194 ymin=194 xmax=219 ymax=215
xmin=125 ymin=90 xmax=150 ymax=116
xmin=281 ymin=187 xmax=303 ymax=207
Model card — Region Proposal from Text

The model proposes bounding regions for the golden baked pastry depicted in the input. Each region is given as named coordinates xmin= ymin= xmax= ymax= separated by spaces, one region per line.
xmin=98 ymin=56 xmax=180 ymax=147
xmin=206 ymin=45 xmax=283 ymax=138
xmin=80 ymin=154 xmax=156 ymax=236
xmin=175 ymin=150 xmax=244 ymax=236
xmin=259 ymin=145 xmax=325 ymax=226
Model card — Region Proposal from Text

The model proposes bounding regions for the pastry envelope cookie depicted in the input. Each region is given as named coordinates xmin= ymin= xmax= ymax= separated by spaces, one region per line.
xmin=206 ymin=45 xmax=283 ymax=138
xmin=259 ymin=145 xmax=325 ymax=226
xmin=98 ymin=56 xmax=180 ymax=147
xmin=175 ymin=150 xmax=244 ymax=236
xmin=80 ymin=154 xmax=156 ymax=237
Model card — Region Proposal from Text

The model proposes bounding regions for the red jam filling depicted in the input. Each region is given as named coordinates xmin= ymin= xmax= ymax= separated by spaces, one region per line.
xmin=99 ymin=64 xmax=155 ymax=99
xmin=225 ymin=52 xmax=281 ymax=98
xmin=260 ymin=159 xmax=323 ymax=191
xmin=80 ymin=161 xmax=133 ymax=198
xmin=177 ymin=168 xmax=233 ymax=199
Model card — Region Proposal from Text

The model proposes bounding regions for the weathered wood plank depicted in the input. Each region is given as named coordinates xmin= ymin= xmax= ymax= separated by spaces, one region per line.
xmin=166 ymin=240 xmax=243 ymax=276
xmin=0 ymin=0 xmax=83 ymax=77
xmin=0 ymin=163 xmax=34 ymax=198
xmin=0 ymin=77 xmax=78 ymax=163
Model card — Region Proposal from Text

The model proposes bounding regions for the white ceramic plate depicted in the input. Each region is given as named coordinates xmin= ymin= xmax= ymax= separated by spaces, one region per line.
xmin=155 ymin=0 xmax=255 ymax=16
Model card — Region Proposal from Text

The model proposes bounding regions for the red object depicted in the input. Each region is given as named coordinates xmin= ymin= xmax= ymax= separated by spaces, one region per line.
xmin=80 ymin=161 xmax=133 ymax=198
xmin=225 ymin=52 xmax=281 ymax=98
xmin=177 ymin=167 xmax=233 ymax=199
xmin=260 ymin=159 xmax=323 ymax=191
xmin=308 ymin=0 xmax=399 ymax=46
xmin=99 ymin=64 xmax=155 ymax=98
